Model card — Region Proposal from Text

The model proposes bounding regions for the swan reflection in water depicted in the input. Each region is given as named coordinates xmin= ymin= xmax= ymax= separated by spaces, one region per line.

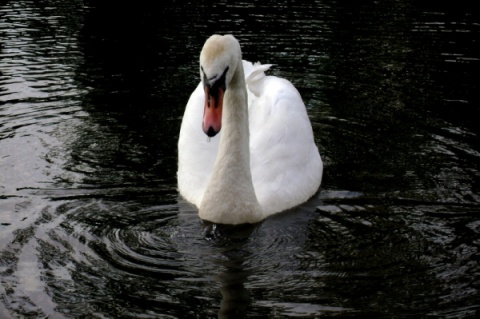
xmin=203 ymin=223 xmax=255 ymax=319
xmin=173 ymin=203 xmax=256 ymax=318
xmin=175 ymin=197 xmax=318 ymax=318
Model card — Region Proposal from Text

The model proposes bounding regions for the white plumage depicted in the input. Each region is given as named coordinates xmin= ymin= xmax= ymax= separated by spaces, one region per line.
xmin=178 ymin=35 xmax=323 ymax=224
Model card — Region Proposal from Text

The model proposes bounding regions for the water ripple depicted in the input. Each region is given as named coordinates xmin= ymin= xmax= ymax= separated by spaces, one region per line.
xmin=0 ymin=1 xmax=86 ymax=142
xmin=315 ymin=191 xmax=480 ymax=316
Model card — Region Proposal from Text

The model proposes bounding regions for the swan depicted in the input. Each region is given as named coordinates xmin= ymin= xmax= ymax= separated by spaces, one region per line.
xmin=177 ymin=34 xmax=323 ymax=224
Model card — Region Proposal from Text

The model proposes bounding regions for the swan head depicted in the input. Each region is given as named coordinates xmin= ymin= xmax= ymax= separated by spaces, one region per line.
xmin=199 ymin=35 xmax=241 ymax=137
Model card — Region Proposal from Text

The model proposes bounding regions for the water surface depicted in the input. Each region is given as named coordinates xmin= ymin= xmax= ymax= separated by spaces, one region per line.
xmin=1 ymin=0 xmax=479 ymax=318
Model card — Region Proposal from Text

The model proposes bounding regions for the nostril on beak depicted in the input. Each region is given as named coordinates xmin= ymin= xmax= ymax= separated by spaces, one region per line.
xmin=206 ymin=126 xmax=217 ymax=137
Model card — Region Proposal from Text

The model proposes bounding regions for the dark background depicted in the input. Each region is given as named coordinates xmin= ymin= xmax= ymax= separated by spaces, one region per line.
xmin=1 ymin=0 xmax=479 ymax=317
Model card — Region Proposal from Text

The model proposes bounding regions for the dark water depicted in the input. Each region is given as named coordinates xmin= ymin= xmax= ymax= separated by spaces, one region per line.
xmin=1 ymin=0 xmax=479 ymax=318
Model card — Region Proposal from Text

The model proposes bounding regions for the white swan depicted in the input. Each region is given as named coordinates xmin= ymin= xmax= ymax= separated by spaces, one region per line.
xmin=178 ymin=34 xmax=323 ymax=224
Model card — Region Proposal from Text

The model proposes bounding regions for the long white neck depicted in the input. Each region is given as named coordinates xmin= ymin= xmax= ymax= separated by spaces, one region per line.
xmin=199 ymin=61 xmax=263 ymax=224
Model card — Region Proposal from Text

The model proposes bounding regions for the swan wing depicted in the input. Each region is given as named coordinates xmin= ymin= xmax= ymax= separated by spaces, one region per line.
xmin=248 ymin=74 xmax=323 ymax=215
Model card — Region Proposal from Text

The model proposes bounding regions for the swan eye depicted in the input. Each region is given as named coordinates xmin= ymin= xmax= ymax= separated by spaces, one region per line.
xmin=201 ymin=66 xmax=229 ymax=88
xmin=203 ymin=66 xmax=229 ymax=95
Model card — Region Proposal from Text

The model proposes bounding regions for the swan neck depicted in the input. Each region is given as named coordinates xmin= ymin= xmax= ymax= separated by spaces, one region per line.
xmin=216 ymin=61 xmax=250 ymax=178
xmin=199 ymin=60 xmax=262 ymax=224
xmin=222 ymin=63 xmax=248 ymax=149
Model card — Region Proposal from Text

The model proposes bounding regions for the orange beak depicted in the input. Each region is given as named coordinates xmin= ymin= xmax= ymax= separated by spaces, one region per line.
xmin=202 ymin=86 xmax=224 ymax=137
